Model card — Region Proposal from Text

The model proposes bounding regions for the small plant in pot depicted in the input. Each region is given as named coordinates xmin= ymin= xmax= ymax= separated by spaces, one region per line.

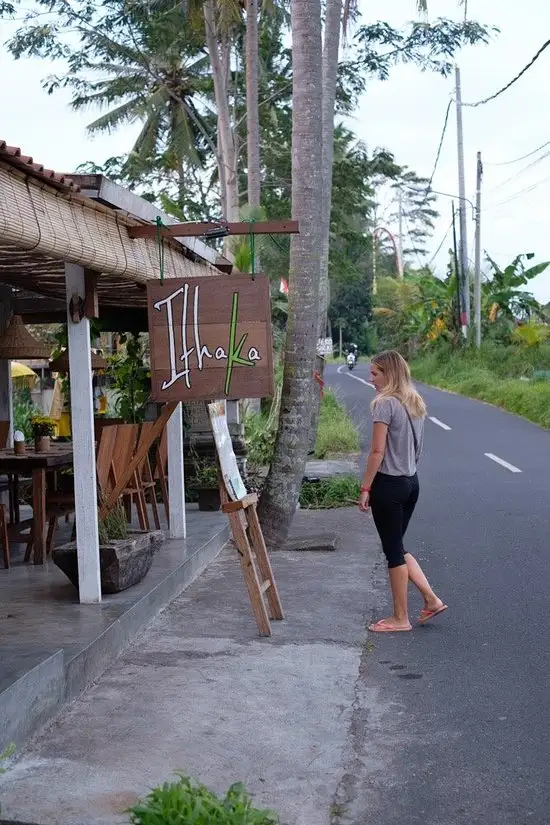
xmin=53 ymin=499 xmax=165 ymax=595
xmin=31 ymin=415 xmax=56 ymax=452
xmin=191 ymin=454 xmax=221 ymax=512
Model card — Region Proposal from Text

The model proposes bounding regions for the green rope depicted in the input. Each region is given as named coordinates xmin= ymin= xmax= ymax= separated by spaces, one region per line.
xmin=248 ymin=219 xmax=256 ymax=279
xmin=156 ymin=216 xmax=165 ymax=283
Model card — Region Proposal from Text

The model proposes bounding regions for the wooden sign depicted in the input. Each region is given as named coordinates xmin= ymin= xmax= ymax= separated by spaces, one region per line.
xmin=147 ymin=275 xmax=274 ymax=402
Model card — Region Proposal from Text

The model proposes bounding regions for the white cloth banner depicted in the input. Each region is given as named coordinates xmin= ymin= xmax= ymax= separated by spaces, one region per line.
xmin=207 ymin=400 xmax=248 ymax=501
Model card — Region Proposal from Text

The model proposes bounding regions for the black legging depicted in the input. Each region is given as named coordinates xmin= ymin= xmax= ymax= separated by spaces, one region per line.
xmin=370 ymin=472 xmax=419 ymax=568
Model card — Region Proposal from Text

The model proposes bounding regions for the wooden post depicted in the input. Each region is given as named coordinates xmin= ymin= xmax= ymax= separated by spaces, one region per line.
xmin=65 ymin=263 xmax=102 ymax=603
xmin=167 ymin=401 xmax=186 ymax=539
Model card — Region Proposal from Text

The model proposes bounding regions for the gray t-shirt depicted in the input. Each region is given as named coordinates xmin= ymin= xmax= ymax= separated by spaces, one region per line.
xmin=371 ymin=396 xmax=424 ymax=477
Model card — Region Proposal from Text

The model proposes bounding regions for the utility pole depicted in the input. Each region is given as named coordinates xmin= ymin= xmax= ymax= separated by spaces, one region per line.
xmin=452 ymin=203 xmax=466 ymax=337
xmin=455 ymin=66 xmax=470 ymax=327
xmin=474 ymin=151 xmax=483 ymax=348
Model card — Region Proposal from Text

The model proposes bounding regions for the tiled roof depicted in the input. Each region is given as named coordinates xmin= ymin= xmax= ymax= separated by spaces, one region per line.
xmin=0 ymin=140 xmax=81 ymax=192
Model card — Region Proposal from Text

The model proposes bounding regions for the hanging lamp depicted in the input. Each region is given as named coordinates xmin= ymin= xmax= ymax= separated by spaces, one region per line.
xmin=0 ymin=315 xmax=51 ymax=360
xmin=50 ymin=349 xmax=107 ymax=373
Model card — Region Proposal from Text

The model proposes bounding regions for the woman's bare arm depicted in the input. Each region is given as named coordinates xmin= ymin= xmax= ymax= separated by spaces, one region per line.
xmin=359 ymin=423 xmax=388 ymax=509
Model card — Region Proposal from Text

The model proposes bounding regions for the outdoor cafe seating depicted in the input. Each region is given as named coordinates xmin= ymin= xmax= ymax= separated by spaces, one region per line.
xmin=0 ymin=418 xmax=170 ymax=569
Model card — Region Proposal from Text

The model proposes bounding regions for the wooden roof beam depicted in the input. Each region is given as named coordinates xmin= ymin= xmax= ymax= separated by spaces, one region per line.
xmin=127 ymin=219 xmax=299 ymax=240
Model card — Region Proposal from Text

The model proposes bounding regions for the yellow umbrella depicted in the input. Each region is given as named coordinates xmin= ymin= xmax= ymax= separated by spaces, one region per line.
xmin=11 ymin=361 xmax=39 ymax=387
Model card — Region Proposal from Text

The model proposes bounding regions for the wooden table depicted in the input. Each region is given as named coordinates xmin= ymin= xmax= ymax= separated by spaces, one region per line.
xmin=0 ymin=444 xmax=73 ymax=564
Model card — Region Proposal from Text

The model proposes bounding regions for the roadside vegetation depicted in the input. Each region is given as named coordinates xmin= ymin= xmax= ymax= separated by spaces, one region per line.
xmin=128 ymin=775 xmax=278 ymax=825
xmin=245 ymin=388 xmax=359 ymax=471
xmin=299 ymin=475 xmax=360 ymax=509
xmin=246 ymin=388 xmax=360 ymax=509
xmin=369 ymin=253 xmax=550 ymax=428
xmin=412 ymin=345 xmax=550 ymax=429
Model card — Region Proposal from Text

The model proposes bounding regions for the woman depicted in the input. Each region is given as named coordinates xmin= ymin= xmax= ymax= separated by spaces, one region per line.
xmin=358 ymin=350 xmax=447 ymax=632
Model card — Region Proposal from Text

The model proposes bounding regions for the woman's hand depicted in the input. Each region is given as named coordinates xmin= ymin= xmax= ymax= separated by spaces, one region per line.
xmin=359 ymin=489 xmax=370 ymax=512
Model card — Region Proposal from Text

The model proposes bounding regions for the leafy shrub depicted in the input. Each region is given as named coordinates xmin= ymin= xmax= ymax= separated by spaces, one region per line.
xmin=13 ymin=387 xmax=41 ymax=440
xmin=314 ymin=390 xmax=360 ymax=458
xmin=300 ymin=476 xmax=360 ymax=509
xmin=412 ymin=349 xmax=550 ymax=429
xmin=98 ymin=499 xmax=128 ymax=544
xmin=128 ymin=775 xmax=279 ymax=825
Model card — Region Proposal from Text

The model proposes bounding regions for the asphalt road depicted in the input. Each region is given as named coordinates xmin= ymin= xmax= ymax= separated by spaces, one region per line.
xmin=325 ymin=362 xmax=549 ymax=825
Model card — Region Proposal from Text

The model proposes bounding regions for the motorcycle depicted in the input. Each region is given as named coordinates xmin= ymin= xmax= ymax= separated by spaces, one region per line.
xmin=347 ymin=352 xmax=356 ymax=371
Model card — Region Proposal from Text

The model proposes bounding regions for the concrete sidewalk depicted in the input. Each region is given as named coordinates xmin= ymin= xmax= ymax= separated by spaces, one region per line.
xmin=0 ymin=509 xmax=385 ymax=825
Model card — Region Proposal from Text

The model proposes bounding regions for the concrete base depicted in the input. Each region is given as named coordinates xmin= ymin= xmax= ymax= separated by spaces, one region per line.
xmin=283 ymin=532 xmax=338 ymax=552
xmin=0 ymin=506 xmax=229 ymax=752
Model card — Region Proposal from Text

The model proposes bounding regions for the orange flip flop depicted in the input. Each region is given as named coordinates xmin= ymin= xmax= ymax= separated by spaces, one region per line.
xmin=368 ymin=619 xmax=412 ymax=633
xmin=418 ymin=604 xmax=448 ymax=624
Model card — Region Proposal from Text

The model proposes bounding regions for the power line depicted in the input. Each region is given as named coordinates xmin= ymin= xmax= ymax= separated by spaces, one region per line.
xmin=484 ymin=139 xmax=550 ymax=167
xmin=484 ymin=173 xmax=550 ymax=212
xmin=426 ymin=100 xmax=452 ymax=193
xmin=485 ymin=150 xmax=550 ymax=195
xmin=463 ymin=37 xmax=550 ymax=108
xmin=428 ymin=221 xmax=453 ymax=268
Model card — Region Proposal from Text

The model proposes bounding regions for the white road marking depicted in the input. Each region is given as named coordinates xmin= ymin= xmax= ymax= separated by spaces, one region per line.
xmin=429 ymin=416 xmax=451 ymax=431
xmin=484 ymin=453 xmax=522 ymax=474
xmin=336 ymin=365 xmax=375 ymax=388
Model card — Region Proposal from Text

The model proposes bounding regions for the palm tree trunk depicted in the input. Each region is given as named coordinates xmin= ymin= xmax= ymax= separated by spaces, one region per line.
xmin=245 ymin=0 xmax=261 ymax=208
xmin=204 ymin=0 xmax=239 ymax=220
xmin=308 ymin=0 xmax=343 ymax=451
xmin=257 ymin=0 xmax=323 ymax=547
xmin=317 ymin=0 xmax=343 ymax=337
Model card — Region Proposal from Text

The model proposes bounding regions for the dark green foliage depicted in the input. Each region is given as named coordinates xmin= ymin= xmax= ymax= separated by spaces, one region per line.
xmin=127 ymin=775 xmax=279 ymax=825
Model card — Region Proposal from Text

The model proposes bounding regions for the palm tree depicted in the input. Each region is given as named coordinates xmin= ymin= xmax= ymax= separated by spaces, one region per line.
xmin=257 ymin=0 xmax=324 ymax=546
xmin=70 ymin=8 xmax=213 ymax=208
xmin=245 ymin=0 xmax=261 ymax=209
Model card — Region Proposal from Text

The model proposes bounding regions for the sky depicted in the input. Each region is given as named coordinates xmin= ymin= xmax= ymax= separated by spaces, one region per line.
xmin=1 ymin=1 xmax=550 ymax=299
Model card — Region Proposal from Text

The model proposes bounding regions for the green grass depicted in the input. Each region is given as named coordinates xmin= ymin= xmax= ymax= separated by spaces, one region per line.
xmin=412 ymin=349 xmax=550 ymax=429
xmin=314 ymin=389 xmax=360 ymax=458
xmin=300 ymin=475 xmax=360 ymax=509
xmin=245 ymin=388 xmax=360 ymax=468
xmin=128 ymin=775 xmax=278 ymax=824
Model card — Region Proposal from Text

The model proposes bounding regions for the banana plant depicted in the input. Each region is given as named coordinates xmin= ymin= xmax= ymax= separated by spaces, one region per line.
xmin=484 ymin=253 xmax=549 ymax=323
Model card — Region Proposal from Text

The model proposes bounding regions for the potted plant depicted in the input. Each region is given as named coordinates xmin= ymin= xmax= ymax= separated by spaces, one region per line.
xmin=31 ymin=415 xmax=56 ymax=452
xmin=191 ymin=454 xmax=221 ymax=512
xmin=52 ymin=499 xmax=165 ymax=594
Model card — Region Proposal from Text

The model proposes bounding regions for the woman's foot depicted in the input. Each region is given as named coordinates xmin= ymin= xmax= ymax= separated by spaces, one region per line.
xmin=418 ymin=599 xmax=448 ymax=624
xmin=369 ymin=617 xmax=412 ymax=633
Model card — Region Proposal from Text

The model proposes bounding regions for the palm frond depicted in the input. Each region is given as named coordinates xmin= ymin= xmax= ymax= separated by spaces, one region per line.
xmin=85 ymin=97 xmax=146 ymax=132
xmin=132 ymin=108 xmax=165 ymax=162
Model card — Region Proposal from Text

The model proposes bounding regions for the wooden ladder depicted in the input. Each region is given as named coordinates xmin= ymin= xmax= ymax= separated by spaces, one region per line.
xmin=221 ymin=491 xmax=284 ymax=637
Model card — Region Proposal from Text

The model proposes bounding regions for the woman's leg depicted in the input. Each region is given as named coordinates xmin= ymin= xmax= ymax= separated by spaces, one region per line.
xmin=401 ymin=477 xmax=445 ymax=612
xmin=369 ymin=477 xmax=411 ymax=631
xmin=404 ymin=553 xmax=444 ymax=611
xmin=388 ymin=564 xmax=409 ymax=624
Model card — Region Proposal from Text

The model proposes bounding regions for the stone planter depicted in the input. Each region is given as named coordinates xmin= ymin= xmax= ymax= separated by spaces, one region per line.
xmin=52 ymin=530 xmax=164 ymax=594
xmin=34 ymin=435 xmax=51 ymax=453
xmin=195 ymin=486 xmax=221 ymax=512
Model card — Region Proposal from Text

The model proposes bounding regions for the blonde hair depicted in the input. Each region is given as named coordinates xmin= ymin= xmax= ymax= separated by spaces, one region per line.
xmin=370 ymin=350 xmax=427 ymax=419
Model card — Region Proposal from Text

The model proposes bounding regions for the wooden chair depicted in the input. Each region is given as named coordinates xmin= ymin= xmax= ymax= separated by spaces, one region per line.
xmin=0 ymin=503 xmax=9 ymax=569
xmin=112 ymin=424 xmax=149 ymax=531
xmin=94 ymin=417 xmax=124 ymax=441
xmin=131 ymin=423 xmax=161 ymax=530
xmin=1 ymin=421 xmax=14 ymax=566
xmin=43 ymin=425 xmax=120 ymax=557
